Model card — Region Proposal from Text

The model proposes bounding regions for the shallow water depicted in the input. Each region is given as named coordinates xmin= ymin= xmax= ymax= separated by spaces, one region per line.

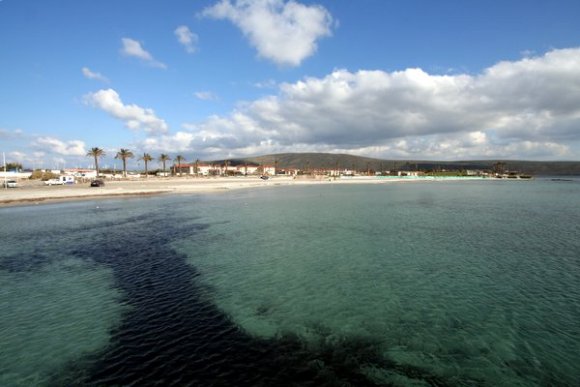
xmin=1 ymin=179 xmax=579 ymax=386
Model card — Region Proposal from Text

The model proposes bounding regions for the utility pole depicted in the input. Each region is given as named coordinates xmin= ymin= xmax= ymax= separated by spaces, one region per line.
xmin=3 ymin=152 xmax=7 ymax=190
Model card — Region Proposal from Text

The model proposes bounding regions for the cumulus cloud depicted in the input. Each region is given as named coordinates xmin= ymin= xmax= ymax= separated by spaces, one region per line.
xmin=84 ymin=89 xmax=169 ymax=134
xmin=33 ymin=137 xmax=87 ymax=156
xmin=120 ymin=38 xmax=167 ymax=69
xmin=82 ymin=67 xmax=109 ymax=83
xmin=175 ymin=25 xmax=198 ymax=53
xmin=141 ymin=131 xmax=196 ymax=153
xmin=202 ymin=0 xmax=333 ymax=66
xmin=164 ymin=47 xmax=580 ymax=160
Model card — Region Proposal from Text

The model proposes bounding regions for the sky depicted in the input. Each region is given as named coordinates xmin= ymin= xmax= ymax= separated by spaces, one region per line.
xmin=1 ymin=0 xmax=580 ymax=170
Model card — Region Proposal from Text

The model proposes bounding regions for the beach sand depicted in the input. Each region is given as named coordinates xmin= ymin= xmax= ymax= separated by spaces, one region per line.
xmin=0 ymin=176 xmax=415 ymax=207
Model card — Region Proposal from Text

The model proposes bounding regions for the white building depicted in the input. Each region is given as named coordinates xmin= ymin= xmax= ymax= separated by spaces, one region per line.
xmin=0 ymin=171 xmax=32 ymax=179
xmin=174 ymin=163 xmax=277 ymax=176
xmin=261 ymin=165 xmax=276 ymax=175
xmin=195 ymin=164 xmax=213 ymax=176
xmin=65 ymin=168 xmax=97 ymax=179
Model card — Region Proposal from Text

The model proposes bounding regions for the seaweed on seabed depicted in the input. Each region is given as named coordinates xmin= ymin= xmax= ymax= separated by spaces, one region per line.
xmin=0 ymin=250 xmax=49 ymax=273
xmin=266 ymin=331 xmax=380 ymax=386
xmin=35 ymin=208 xmax=465 ymax=386
xmin=269 ymin=329 xmax=459 ymax=387
xmin=266 ymin=327 xmax=416 ymax=386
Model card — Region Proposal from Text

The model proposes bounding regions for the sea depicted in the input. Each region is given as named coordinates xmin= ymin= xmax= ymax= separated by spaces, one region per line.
xmin=1 ymin=178 xmax=579 ymax=386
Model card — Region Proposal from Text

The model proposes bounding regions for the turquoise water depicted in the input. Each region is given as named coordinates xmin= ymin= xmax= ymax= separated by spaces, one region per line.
xmin=1 ymin=179 xmax=579 ymax=385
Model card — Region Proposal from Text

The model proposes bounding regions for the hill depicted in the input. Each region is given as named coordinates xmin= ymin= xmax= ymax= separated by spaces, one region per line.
xmin=209 ymin=153 xmax=580 ymax=175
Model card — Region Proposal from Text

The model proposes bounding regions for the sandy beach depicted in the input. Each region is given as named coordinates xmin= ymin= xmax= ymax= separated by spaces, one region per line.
xmin=0 ymin=176 xmax=428 ymax=207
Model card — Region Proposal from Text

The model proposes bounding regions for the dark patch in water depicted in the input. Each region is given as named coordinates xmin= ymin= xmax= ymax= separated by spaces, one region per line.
xmin=9 ymin=205 xmax=457 ymax=386
xmin=0 ymin=250 xmax=51 ymax=273
xmin=256 ymin=304 xmax=272 ymax=317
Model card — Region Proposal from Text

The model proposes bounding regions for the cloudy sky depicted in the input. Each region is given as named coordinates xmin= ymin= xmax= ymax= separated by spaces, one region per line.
xmin=1 ymin=0 xmax=580 ymax=169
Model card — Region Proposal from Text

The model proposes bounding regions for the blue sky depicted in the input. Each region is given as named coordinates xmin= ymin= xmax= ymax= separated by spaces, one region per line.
xmin=1 ymin=0 xmax=580 ymax=169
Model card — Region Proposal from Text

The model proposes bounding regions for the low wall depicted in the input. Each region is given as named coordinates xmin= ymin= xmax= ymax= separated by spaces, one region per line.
xmin=0 ymin=172 xmax=32 ymax=179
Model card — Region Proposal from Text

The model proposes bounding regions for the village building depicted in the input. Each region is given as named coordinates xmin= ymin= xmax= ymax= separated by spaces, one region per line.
xmin=276 ymin=168 xmax=300 ymax=176
xmin=172 ymin=163 xmax=276 ymax=176
xmin=260 ymin=165 xmax=276 ymax=175
xmin=64 ymin=168 xmax=97 ymax=179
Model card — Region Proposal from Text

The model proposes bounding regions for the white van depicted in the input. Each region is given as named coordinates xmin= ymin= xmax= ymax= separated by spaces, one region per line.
xmin=45 ymin=176 xmax=75 ymax=185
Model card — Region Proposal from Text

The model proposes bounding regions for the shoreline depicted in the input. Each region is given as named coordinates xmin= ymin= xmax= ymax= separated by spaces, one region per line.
xmin=0 ymin=176 xmax=488 ymax=208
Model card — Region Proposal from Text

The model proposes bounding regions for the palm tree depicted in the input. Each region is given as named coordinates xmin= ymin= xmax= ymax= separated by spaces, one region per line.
xmin=115 ymin=148 xmax=134 ymax=177
xmin=223 ymin=160 xmax=229 ymax=176
xmin=86 ymin=147 xmax=105 ymax=177
xmin=159 ymin=154 xmax=170 ymax=176
xmin=140 ymin=153 xmax=153 ymax=178
xmin=175 ymin=155 xmax=185 ymax=176
xmin=194 ymin=159 xmax=200 ymax=176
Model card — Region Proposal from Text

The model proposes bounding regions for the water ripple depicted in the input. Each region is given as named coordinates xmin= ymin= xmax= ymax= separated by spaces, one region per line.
xmin=2 ymin=184 xmax=580 ymax=386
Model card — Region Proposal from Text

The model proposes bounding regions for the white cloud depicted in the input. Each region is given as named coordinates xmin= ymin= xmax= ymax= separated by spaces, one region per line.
xmin=8 ymin=151 xmax=26 ymax=161
xmin=175 ymin=25 xmax=198 ymax=53
xmin=167 ymin=47 xmax=580 ymax=160
xmin=141 ymin=131 xmax=196 ymax=153
xmin=202 ymin=0 xmax=333 ymax=66
xmin=84 ymin=89 xmax=169 ymax=134
xmin=33 ymin=137 xmax=87 ymax=156
xmin=4 ymin=151 xmax=47 ymax=168
xmin=194 ymin=91 xmax=219 ymax=101
xmin=82 ymin=67 xmax=109 ymax=83
xmin=120 ymin=38 xmax=167 ymax=69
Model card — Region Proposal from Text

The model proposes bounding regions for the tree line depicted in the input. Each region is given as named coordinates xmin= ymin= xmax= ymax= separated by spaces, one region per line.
xmin=86 ymin=147 xmax=187 ymax=178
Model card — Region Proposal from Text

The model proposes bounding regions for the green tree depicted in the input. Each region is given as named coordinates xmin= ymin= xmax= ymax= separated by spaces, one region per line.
xmin=5 ymin=162 xmax=23 ymax=171
xmin=159 ymin=154 xmax=170 ymax=175
xmin=115 ymin=148 xmax=134 ymax=177
xmin=175 ymin=155 xmax=185 ymax=176
xmin=86 ymin=147 xmax=105 ymax=177
xmin=140 ymin=153 xmax=153 ymax=178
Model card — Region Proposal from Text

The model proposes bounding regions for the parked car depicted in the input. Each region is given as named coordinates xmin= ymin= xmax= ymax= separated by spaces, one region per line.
xmin=90 ymin=179 xmax=105 ymax=187
xmin=44 ymin=179 xmax=64 ymax=186
xmin=2 ymin=180 xmax=18 ymax=188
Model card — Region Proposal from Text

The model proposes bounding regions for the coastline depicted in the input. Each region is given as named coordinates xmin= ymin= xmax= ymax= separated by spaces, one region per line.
xmin=0 ymin=176 xmax=487 ymax=208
